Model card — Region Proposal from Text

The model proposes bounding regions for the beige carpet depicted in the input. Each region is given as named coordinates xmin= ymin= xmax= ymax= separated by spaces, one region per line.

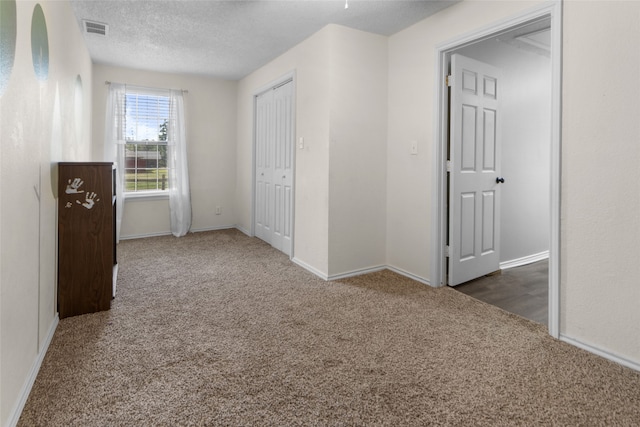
xmin=19 ymin=229 xmax=640 ymax=426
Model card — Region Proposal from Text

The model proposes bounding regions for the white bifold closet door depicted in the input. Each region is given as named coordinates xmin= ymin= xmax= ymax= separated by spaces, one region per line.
xmin=254 ymin=80 xmax=294 ymax=256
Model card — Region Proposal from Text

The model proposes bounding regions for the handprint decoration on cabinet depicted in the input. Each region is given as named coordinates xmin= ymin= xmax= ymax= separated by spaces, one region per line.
xmin=58 ymin=163 xmax=116 ymax=318
xmin=63 ymin=177 xmax=101 ymax=210
xmin=65 ymin=177 xmax=85 ymax=194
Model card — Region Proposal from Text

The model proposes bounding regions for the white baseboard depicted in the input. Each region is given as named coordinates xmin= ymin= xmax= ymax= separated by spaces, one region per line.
xmin=291 ymin=257 xmax=329 ymax=281
xmin=386 ymin=265 xmax=432 ymax=286
xmin=189 ymin=225 xmax=236 ymax=233
xmin=234 ymin=225 xmax=252 ymax=237
xmin=327 ymin=265 xmax=387 ymax=281
xmin=500 ymin=250 xmax=549 ymax=270
xmin=290 ymin=258 xmax=433 ymax=287
xmin=560 ymin=335 xmax=640 ymax=373
xmin=120 ymin=225 xmax=237 ymax=241
xmin=8 ymin=315 xmax=59 ymax=427
xmin=291 ymin=259 xmax=389 ymax=282
xmin=119 ymin=231 xmax=172 ymax=240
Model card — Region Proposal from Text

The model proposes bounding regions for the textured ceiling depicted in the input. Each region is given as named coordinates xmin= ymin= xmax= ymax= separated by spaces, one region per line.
xmin=70 ymin=0 xmax=459 ymax=80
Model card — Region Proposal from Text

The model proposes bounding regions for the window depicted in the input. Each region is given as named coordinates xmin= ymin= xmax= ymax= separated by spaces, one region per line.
xmin=106 ymin=82 xmax=191 ymax=236
xmin=124 ymin=91 xmax=170 ymax=193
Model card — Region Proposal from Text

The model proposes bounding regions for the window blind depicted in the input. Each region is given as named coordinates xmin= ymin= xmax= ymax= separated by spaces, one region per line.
xmin=125 ymin=92 xmax=170 ymax=144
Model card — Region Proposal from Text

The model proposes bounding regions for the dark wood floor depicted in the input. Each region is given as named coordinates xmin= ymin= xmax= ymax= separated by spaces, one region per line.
xmin=452 ymin=260 xmax=548 ymax=326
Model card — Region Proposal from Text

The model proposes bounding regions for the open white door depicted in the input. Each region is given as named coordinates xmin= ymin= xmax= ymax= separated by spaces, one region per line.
xmin=254 ymin=80 xmax=294 ymax=256
xmin=448 ymin=54 xmax=503 ymax=286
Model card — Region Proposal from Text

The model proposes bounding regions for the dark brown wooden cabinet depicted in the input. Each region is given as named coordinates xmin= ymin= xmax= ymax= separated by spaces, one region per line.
xmin=58 ymin=162 xmax=116 ymax=318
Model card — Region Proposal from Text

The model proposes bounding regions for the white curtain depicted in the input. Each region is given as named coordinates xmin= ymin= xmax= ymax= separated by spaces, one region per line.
xmin=104 ymin=83 xmax=126 ymax=243
xmin=168 ymin=90 xmax=192 ymax=237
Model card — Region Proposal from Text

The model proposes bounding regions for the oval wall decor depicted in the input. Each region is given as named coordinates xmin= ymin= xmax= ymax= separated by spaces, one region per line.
xmin=0 ymin=0 xmax=17 ymax=96
xmin=31 ymin=3 xmax=49 ymax=81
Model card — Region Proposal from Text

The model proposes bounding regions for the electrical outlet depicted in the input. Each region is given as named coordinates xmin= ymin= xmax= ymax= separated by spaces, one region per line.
xmin=215 ymin=206 xmax=221 ymax=215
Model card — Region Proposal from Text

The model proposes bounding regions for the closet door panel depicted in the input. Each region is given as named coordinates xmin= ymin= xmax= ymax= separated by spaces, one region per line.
xmin=254 ymin=80 xmax=293 ymax=255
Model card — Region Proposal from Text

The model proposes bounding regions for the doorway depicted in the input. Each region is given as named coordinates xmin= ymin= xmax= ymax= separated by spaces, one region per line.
xmin=432 ymin=3 xmax=562 ymax=336
xmin=449 ymin=21 xmax=551 ymax=324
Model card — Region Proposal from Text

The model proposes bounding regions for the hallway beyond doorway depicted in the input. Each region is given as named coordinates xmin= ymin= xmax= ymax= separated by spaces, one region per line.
xmin=453 ymin=260 xmax=548 ymax=326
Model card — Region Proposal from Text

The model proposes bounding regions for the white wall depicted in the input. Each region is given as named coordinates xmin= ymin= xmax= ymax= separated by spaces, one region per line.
xmin=327 ymin=26 xmax=388 ymax=277
xmin=386 ymin=0 xmax=639 ymax=366
xmin=91 ymin=65 xmax=238 ymax=238
xmin=0 ymin=1 xmax=93 ymax=425
xmin=386 ymin=0 xmax=543 ymax=282
xmin=455 ymin=35 xmax=551 ymax=264
xmin=561 ymin=1 xmax=640 ymax=365
xmin=236 ymin=27 xmax=332 ymax=275
xmin=236 ymin=25 xmax=388 ymax=278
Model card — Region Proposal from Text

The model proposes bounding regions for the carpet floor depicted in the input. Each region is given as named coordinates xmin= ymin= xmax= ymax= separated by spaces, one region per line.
xmin=18 ymin=229 xmax=640 ymax=426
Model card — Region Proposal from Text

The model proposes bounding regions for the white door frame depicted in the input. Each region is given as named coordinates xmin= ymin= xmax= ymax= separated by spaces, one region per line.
xmin=431 ymin=1 xmax=562 ymax=338
xmin=251 ymin=71 xmax=297 ymax=258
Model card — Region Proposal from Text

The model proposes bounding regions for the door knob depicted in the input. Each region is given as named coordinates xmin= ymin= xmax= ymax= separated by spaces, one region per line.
xmin=496 ymin=177 xmax=505 ymax=184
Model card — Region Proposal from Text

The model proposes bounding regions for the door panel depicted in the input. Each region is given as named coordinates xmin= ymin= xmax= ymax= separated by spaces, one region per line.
xmin=255 ymin=91 xmax=273 ymax=243
xmin=483 ymin=109 xmax=496 ymax=170
xmin=284 ymin=186 xmax=292 ymax=239
xmin=255 ymin=180 xmax=265 ymax=239
xmin=254 ymin=80 xmax=294 ymax=256
xmin=449 ymin=54 xmax=502 ymax=286
xmin=460 ymin=192 xmax=476 ymax=260
xmin=461 ymin=105 xmax=477 ymax=171
xmin=272 ymin=81 xmax=293 ymax=255
xmin=481 ymin=190 xmax=495 ymax=253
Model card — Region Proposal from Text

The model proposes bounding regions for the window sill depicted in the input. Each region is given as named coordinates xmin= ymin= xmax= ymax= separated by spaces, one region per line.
xmin=124 ymin=191 xmax=169 ymax=201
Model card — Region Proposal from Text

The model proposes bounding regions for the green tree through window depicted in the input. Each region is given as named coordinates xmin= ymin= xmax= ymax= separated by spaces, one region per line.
xmin=124 ymin=92 xmax=170 ymax=192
